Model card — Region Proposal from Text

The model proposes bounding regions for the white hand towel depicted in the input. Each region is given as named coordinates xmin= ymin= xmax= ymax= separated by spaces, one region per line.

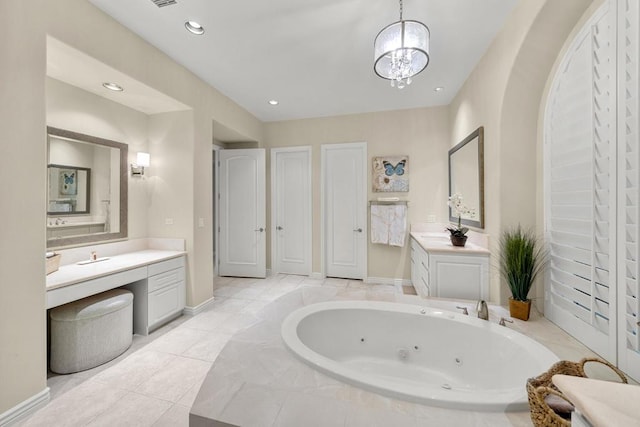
xmin=388 ymin=204 xmax=407 ymax=247
xmin=370 ymin=205 xmax=390 ymax=244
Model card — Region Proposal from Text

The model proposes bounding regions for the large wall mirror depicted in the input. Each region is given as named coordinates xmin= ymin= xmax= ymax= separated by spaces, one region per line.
xmin=448 ymin=126 xmax=485 ymax=229
xmin=47 ymin=127 xmax=128 ymax=248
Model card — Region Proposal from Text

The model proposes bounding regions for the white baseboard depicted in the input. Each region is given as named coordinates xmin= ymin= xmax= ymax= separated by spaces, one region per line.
xmin=364 ymin=277 xmax=412 ymax=287
xmin=183 ymin=296 xmax=216 ymax=316
xmin=309 ymin=272 xmax=324 ymax=280
xmin=0 ymin=387 xmax=50 ymax=426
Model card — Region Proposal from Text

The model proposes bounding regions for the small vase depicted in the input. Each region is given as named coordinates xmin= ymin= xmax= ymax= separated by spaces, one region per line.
xmin=509 ymin=297 xmax=531 ymax=321
xmin=450 ymin=235 xmax=468 ymax=247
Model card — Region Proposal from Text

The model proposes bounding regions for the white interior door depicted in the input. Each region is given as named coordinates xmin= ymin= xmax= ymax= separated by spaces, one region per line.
xmin=271 ymin=147 xmax=311 ymax=275
xmin=322 ymin=142 xmax=367 ymax=279
xmin=219 ymin=149 xmax=266 ymax=278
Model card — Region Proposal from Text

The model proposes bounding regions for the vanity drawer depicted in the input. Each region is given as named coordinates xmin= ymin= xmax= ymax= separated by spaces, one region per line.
xmin=148 ymin=266 xmax=185 ymax=293
xmin=410 ymin=239 xmax=419 ymax=260
xmin=148 ymin=256 xmax=185 ymax=276
xmin=148 ymin=282 xmax=184 ymax=328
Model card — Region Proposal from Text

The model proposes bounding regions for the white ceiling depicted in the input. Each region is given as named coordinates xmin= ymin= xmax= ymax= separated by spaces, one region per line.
xmin=87 ymin=0 xmax=518 ymax=122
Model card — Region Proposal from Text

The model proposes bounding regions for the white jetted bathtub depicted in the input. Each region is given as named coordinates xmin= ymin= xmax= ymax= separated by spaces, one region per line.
xmin=281 ymin=300 xmax=558 ymax=411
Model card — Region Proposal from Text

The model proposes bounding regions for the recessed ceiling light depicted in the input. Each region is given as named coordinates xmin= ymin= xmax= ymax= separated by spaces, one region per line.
xmin=185 ymin=21 xmax=205 ymax=35
xmin=268 ymin=100 xmax=279 ymax=106
xmin=102 ymin=82 xmax=124 ymax=92
xmin=434 ymin=86 xmax=444 ymax=92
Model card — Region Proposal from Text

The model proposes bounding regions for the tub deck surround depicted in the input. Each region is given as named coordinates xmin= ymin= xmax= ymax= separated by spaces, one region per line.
xmin=190 ymin=287 xmax=560 ymax=426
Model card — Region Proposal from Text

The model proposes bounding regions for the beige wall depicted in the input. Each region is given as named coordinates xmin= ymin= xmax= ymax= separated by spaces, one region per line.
xmin=0 ymin=0 xmax=48 ymax=415
xmin=265 ymin=107 xmax=450 ymax=280
xmin=449 ymin=0 xmax=593 ymax=304
xmin=147 ymin=111 xmax=199 ymax=303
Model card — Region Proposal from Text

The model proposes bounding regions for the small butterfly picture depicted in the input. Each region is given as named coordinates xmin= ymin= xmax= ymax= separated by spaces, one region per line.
xmin=373 ymin=156 xmax=409 ymax=192
xmin=382 ymin=160 xmax=406 ymax=177
xmin=63 ymin=172 xmax=76 ymax=185
xmin=58 ymin=168 xmax=78 ymax=196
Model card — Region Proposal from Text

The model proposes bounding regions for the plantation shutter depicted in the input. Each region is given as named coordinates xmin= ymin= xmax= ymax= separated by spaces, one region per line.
xmin=618 ymin=0 xmax=640 ymax=380
xmin=545 ymin=3 xmax=617 ymax=360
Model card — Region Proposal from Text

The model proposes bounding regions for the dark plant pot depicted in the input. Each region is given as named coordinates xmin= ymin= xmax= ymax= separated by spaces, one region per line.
xmin=509 ymin=297 xmax=531 ymax=321
xmin=450 ymin=235 xmax=468 ymax=247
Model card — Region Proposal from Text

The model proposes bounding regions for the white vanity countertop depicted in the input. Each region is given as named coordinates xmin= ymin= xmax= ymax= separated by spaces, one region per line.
xmin=46 ymin=249 xmax=186 ymax=291
xmin=410 ymin=231 xmax=490 ymax=255
xmin=552 ymin=374 xmax=640 ymax=427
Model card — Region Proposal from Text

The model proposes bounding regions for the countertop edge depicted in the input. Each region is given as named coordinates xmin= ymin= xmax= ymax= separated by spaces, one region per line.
xmin=410 ymin=232 xmax=490 ymax=255
xmin=46 ymin=250 xmax=187 ymax=291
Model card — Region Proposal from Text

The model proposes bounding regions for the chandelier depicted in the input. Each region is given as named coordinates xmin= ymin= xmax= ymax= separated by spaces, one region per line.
xmin=374 ymin=0 xmax=430 ymax=89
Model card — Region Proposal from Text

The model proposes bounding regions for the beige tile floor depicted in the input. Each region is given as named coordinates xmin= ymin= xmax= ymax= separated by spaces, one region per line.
xmin=19 ymin=275 xmax=597 ymax=426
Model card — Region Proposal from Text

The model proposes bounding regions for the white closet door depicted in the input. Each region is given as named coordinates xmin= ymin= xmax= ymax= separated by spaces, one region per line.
xmin=271 ymin=147 xmax=312 ymax=276
xmin=218 ymin=149 xmax=266 ymax=278
xmin=322 ymin=142 xmax=367 ymax=279
xmin=617 ymin=0 xmax=640 ymax=381
xmin=544 ymin=3 xmax=617 ymax=361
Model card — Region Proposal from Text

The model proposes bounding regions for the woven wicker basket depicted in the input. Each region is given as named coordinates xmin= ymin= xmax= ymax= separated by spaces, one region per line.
xmin=526 ymin=357 xmax=628 ymax=427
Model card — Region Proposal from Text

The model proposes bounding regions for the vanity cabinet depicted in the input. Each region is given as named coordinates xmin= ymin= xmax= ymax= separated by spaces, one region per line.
xmin=125 ymin=256 xmax=186 ymax=334
xmin=410 ymin=239 xmax=430 ymax=297
xmin=147 ymin=257 xmax=186 ymax=330
xmin=47 ymin=250 xmax=187 ymax=336
xmin=410 ymin=237 xmax=489 ymax=301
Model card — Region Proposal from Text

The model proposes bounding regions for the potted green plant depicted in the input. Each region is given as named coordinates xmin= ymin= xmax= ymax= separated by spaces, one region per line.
xmin=499 ymin=226 xmax=546 ymax=320
xmin=446 ymin=193 xmax=473 ymax=247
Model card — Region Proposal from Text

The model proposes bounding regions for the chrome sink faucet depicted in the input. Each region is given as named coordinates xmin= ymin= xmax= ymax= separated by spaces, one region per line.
xmin=477 ymin=300 xmax=489 ymax=320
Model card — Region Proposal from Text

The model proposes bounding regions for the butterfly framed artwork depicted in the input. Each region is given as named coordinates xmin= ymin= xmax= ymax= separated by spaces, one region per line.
xmin=58 ymin=168 xmax=78 ymax=195
xmin=372 ymin=155 xmax=409 ymax=192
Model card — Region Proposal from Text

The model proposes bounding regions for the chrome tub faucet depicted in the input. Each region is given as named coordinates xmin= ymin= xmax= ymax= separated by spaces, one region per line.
xmin=477 ymin=300 xmax=489 ymax=320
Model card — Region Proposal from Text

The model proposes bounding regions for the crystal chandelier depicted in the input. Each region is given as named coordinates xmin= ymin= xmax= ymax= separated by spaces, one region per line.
xmin=374 ymin=0 xmax=430 ymax=89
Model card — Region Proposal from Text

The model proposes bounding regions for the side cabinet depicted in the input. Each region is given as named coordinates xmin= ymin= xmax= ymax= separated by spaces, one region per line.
xmin=410 ymin=238 xmax=430 ymax=297
xmin=147 ymin=256 xmax=186 ymax=331
xmin=410 ymin=237 xmax=489 ymax=300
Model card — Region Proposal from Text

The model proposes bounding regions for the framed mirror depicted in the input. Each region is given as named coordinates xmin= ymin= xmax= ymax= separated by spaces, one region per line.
xmin=47 ymin=127 xmax=128 ymax=248
xmin=448 ymin=126 xmax=484 ymax=229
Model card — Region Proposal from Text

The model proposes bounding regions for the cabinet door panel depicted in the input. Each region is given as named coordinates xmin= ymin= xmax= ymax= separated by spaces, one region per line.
xmin=434 ymin=262 xmax=483 ymax=300
xmin=149 ymin=282 xmax=183 ymax=328
xmin=430 ymin=254 xmax=489 ymax=300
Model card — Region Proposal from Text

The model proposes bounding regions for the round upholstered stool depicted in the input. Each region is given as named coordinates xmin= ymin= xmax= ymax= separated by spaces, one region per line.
xmin=50 ymin=289 xmax=133 ymax=374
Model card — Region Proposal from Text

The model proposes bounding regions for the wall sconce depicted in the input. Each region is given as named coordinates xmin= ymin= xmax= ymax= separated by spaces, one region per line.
xmin=131 ymin=152 xmax=150 ymax=177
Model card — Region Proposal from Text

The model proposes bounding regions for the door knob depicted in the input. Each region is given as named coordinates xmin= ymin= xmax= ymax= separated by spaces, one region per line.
xmin=276 ymin=226 xmax=283 ymax=230
xmin=255 ymin=227 xmax=264 ymax=232
xmin=354 ymin=228 xmax=363 ymax=232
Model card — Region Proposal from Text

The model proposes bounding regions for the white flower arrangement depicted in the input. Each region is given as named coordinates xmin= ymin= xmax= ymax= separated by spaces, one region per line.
xmin=447 ymin=193 xmax=476 ymax=236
